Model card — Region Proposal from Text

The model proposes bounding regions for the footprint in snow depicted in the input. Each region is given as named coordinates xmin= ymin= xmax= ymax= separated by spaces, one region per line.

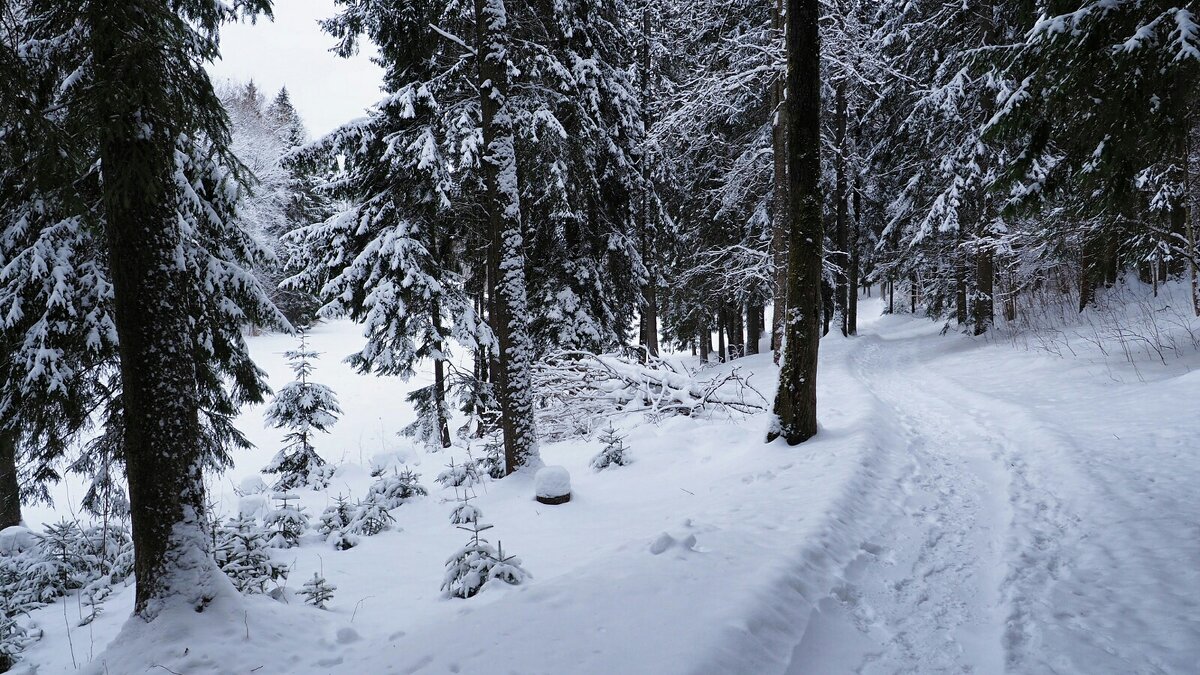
xmin=650 ymin=532 xmax=704 ymax=555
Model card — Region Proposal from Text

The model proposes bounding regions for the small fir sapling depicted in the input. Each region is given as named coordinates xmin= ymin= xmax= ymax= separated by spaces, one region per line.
xmin=215 ymin=514 xmax=289 ymax=594
xmin=347 ymin=492 xmax=395 ymax=536
xmin=263 ymin=331 xmax=342 ymax=490
xmin=442 ymin=488 xmax=529 ymax=599
xmin=300 ymin=572 xmax=337 ymax=609
xmin=474 ymin=430 xmax=506 ymax=479
xmin=591 ymin=423 xmax=632 ymax=470
xmin=318 ymin=494 xmax=359 ymax=550
xmin=367 ymin=467 xmax=428 ymax=509
xmin=436 ymin=457 xmax=482 ymax=489
xmin=263 ymin=492 xmax=310 ymax=548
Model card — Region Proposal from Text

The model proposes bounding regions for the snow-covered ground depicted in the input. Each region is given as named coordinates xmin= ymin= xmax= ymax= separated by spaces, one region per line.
xmin=12 ymin=293 xmax=1200 ymax=674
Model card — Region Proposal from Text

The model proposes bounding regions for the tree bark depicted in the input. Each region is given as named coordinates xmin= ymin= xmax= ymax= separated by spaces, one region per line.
xmin=92 ymin=0 xmax=219 ymax=619
xmin=973 ymin=247 xmax=995 ymax=334
xmin=769 ymin=0 xmax=788 ymax=363
xmin=728 ymin=301 xmax=744 ymax=358
xmin=717 ymin=306 xmax=727 ymax=362
xmin=430 ymin=300 xmax=452 ymax=449
xmin=955 ymin=249 xmax=969 ymax=325
xmin=477 ymin=0 xmax=539 ymax=473
xmin=746 ymin=302 xmax=762 ymax=355
xmin=0 ymin=428 xmax=20 ymax=528
xmin=768 ymin=0 xmax=822 ymax=445
xmin=638 ymin=4 xmax=661 ymax=356
xmin=833 ymin=82 xmax=849 ymax=337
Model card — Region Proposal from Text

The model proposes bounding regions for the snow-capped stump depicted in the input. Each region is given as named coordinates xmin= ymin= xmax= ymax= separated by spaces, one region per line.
xmin=535 ymin=466 xmax=572 ymax=505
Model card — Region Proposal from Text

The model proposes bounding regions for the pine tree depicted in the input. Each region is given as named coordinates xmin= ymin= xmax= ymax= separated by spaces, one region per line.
xmin=263 ymin=331 xmax=341 ymax=490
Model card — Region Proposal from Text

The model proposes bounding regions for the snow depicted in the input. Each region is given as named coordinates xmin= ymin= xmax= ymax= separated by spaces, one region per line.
xmin=12 ymin=294 xmax=1200 ymax=674
xmin=533 ymin=465 xmax=571 ymax=499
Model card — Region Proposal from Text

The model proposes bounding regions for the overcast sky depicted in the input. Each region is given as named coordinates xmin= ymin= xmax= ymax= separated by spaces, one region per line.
xmin=209 ymin=0 xmax=384 ymax=139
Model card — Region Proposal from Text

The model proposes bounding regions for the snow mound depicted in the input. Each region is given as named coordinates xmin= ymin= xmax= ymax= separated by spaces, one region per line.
xmin=83 ymin=590 xmax=340 ymax=675
xmin=535 ymin=465 xmax=571 ymax=498
xmin=0 ymin=525 xmax=36 ymax=555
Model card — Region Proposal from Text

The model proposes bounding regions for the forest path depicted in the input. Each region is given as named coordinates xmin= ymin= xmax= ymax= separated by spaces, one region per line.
xmin=786 ymin=310 xmax=1200 ymax=674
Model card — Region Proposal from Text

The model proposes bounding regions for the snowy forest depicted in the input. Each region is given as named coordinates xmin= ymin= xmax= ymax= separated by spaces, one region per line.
xmin=1 ymin=0 xmax=1198 ymax=673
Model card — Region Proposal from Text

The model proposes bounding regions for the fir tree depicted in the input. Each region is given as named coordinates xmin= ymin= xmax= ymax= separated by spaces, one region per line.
xmin=347 ymin=492 xmax=395 ymax=537
xmin=263 ymin=331 xmax=341 ymax=490
xmin=215 ymin=514 xmax=289 ymax=594
xmin=6 ymin=0 xmax=281 ymax=618
xmin=263 ymin=493 xmax=310 ymax=549
xmin=300 ymin=572 xmax=336 ymax=609
xmin=441 ymin=489 xmax=528 ymax=599
xmin=591 ymin=424 xmax=632 ymax=471
xmin=367 ymin=467 xmax=427 ymax=510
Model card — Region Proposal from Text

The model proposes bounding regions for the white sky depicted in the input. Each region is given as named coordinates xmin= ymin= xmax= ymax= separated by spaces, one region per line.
xmin=209 ymin=0 xmax=384 ymax=139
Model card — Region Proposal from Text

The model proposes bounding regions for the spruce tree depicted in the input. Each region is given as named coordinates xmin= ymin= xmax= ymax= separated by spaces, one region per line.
xmin=263 ymin=331 xmax=341 ymax=490
xmin=10 ymin=0 xmax=280 ymax=618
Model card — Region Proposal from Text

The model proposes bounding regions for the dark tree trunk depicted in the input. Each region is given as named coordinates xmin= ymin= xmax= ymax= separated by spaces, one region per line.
xmin=833 ymin=83 xmax=849 ymax=337
xmin=430 ymin=301 xmax=452 ymax=449
xmin=974 ymin=246 xmax=993 ymax=331
xmin=910 ymin=273 xmax=918 ymax=314
xmin=888 ymin=277 xmax=895 ymax=314
xmin=848 ymin=132 xmax=861 ymax=336
xmin=1079 ymin=237 xmax=1097 ymax=312
xmin=821 ymin=278 xmax=834 ymax=336
xmin=92 ymin=1 xmax=218 ymax=619
xmin=955 ymin=253 xmax=969 ymax=325
xmin=699 ymin=327 xmax=710 ymax=362
xmin=974 ymin=248 xmax=995 ymax=335
xmin=638 ymin=4 xmax=660 ymax=358
xmin=477 ymin=0 xmax=539 ymax=473
xmin=746 ymin=302 xmax=762 ymax=355
xmin=728 ymin=302 xmax=744 ymax=358
xmin=0 ymin=429 xmax=20 ymax=528
xmin=768 ymin=0 xmax=822 ymax=445
xmin=717 ymin=306 xmax=727 ymax=362
xmin=769 ymin=0 xmax=788 ymax=363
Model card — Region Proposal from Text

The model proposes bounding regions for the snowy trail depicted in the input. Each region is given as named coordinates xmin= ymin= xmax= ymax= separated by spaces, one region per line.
xmin=787 ymin=314 xmax=1200 ymax=674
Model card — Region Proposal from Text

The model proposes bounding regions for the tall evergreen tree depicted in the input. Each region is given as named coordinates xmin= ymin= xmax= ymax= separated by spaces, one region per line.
xmin=769 ymin=0 xmax=823 ymax=445
xmin=10 ymin=0 xmax=280 ymax=618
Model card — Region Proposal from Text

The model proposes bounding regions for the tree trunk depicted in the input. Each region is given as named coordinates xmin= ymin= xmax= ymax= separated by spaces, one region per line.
xmin=92 ymin=1 xmax=220 ymax=619
xmin=717 ymin=306 xmax=727 ymax=362
xmin=430 ymin=301 xmax=452 ymax=449
xmin=728 ymin=301 xmax=744 ymax=358
xmin=746 ymin=302 xmax=762 ymax=354
xmin=0 ymin=428 xmax=20 ymax=528
xmin=638 ymin=4 xmax=660 ymax=356
xmin=699 ymin=327 xmax=710 ymax=362
xmin=477 ymin=0 xmax=539 ymax=474
xmin=768 ymin=0 xmax=822 ymax=445
xmin=1184 ymin=115 xmax=1200 ymax=315
xmin=1079 ymin=236 xmax=1097 ymax=312
xmin=833 ymin=82 xmax=849 ymax=337
xmin=973 ymin=248 xmax=995 ymax=335
xmin=769 ymin=0 xmax=788 ymax=363
xmin=955 ymin=252 xmax=969 ymax=325
xmin=848 ymin=129 xmax=861 ymax=336
xmin=910 ymin=272 xmax=918 ymax=314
